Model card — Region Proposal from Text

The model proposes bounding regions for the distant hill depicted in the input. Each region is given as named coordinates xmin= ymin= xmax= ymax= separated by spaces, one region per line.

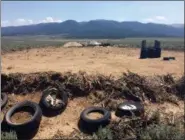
xmin=170 ymin=24 xmax=184 ymax=28
xmin=1 ymin=20 xmax=184 ymax=38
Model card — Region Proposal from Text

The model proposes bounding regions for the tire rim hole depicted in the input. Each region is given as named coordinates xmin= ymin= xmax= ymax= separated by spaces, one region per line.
xmin=87 ymin=111 xmax=104 ymax=120
xmin=11 ymin=106 xmax=34 ymax=124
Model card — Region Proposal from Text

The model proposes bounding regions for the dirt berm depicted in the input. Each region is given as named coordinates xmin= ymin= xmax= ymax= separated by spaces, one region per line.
xmin=1 ymin=71 xmax=184 ymax=139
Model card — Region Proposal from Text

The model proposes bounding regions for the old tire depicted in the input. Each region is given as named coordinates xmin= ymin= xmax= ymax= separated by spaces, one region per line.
xmin=39 ymin=87 xmax=68 ymax=113
xmin=79 ymin=107 xmax=111 ymax=133
xmin=1 ymin=93 xmax=8 ymax=109
xmin=5 ymin=101 xmax=42 ymax=132
xmin=163 ymin=57 xmax=170 ymax=61
xmin=115 ymin=101 xmax=144 ymax=117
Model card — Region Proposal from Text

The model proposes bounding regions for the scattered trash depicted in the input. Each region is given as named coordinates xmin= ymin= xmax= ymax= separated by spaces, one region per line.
xmin=39 ymin=86 xmax=68 ymax=116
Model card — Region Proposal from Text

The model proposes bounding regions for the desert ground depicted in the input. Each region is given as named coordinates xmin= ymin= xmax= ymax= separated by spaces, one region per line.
xmin=1 ymin=47 xmax=184 ymax=77
xmin=1 ymin=46 xmax=184 ymax=139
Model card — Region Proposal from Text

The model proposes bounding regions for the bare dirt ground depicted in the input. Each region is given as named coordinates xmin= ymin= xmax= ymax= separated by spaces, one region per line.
xmin=1 ymin=47 xmax=184 ymax=77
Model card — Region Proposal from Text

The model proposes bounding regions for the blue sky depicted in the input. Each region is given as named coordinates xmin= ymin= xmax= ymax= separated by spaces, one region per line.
xmin=1 ymin=1 xmax=184 ymax=27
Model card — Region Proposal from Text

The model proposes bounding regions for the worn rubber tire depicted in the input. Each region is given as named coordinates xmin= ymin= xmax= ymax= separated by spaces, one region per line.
xmin=40 ymin=87 xmax=68 ymax=111
xmin=5 ymin=101 xmax=42 ymax=132
xmin=163 ymin=57 xmax=170 ymax=61
xmin=115 ymin=101 xmax=144 ymax=117
xmin=1 ymin=93 xmax=8 ymax=109
xmin=79 ymin=107 xmax=111 ymax=132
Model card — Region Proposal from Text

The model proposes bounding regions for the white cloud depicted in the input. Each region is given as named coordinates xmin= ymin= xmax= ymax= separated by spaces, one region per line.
xmin=144 ymin=18 xmax=154 ymax=22
xmin=27 ymin=20 xmax=33 ymax=24
xmin=155 ymin=16 xmax=167 ymax=21
xmin=1 ymin=20 xmax=10 ymax=26
xmin=39 ymin=17 xmax=62 ymax=23
xmin=14 ymin=18 xmax=33 ymax=26
xmin=143 ymin=16 xmax=168 ymax=23
xmin=1 ymin=17 xmax=62 ymax=27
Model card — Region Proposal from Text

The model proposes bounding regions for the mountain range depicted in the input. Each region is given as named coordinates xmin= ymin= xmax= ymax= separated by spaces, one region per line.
xmin=1 ymin=20 xmax=184 ymax=38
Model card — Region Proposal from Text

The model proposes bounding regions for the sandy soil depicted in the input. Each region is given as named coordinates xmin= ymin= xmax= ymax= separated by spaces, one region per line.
xmin=1 ymin=47 xmax=184 ymax=77
xmin=2 ymin=92 xmax=184 ymax=139
xmin=87 ymin=112 xmax=104 ymax=120
xmin=11 ymin=111 xmax=32 ymax=124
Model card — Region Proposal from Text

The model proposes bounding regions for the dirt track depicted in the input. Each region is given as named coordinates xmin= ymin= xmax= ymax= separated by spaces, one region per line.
xmin=1 ymin=47 xmax=184 ymax=77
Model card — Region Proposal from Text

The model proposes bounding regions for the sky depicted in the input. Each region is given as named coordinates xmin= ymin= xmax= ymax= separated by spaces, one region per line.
xmin=1 ymin=1 xmax=184 ymax=27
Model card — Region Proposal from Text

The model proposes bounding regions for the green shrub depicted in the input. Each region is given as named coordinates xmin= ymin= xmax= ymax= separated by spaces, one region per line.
xmin=139 ymin=124 xmax=184 ymax=140
xmin=93 ymin=127 xmax=113 ymax=140
xmin=1 ymin=131 xmax=18 ymax=140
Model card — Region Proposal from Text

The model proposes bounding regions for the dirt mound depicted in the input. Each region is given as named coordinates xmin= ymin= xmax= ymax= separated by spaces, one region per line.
xmin=63 ymin=42 xmax=83 ymax=48
xmin=1 ymin=71 xmax=184 ymax=106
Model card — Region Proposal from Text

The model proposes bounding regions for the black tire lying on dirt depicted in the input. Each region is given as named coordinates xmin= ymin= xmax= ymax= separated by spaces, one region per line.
xmin=163 ymin=57 xmax=176 ymax=61
xmin=39 ymin=87 xmax=68 ymax=114
xmin=1 ymin=93 xmax=8 ymax=109
xmin=115 ymin=101 xmax=144 ymax=117
xmin=163 ymin=57 xmax=170 ymax=61
xmin=79 ymin=107 xmax=111 ymax=133
xmin=5 ymin=101 xmax=42 ymax=132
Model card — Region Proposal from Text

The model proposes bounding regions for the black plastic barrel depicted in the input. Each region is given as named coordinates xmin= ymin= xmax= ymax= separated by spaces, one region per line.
xmin=148 ymin=47 xmax=156 ymax=58
xmin=155 ymin=47 xmax=161 ymax=58
xmin=154 ymin=40 xmax=161 ymax=58
xmin=140 ymin=40 xmax=148 ymax=59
